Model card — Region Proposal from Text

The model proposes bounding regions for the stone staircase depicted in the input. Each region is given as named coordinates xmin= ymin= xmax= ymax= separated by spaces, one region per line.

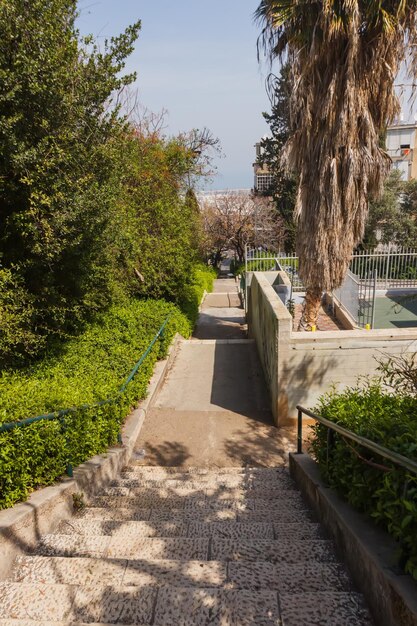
xmin=0 ymin=465 xmax=372 ymax=625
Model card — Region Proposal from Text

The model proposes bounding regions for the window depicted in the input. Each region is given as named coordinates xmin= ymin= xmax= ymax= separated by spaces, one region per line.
xmin=256 ymin=173 xmax=274 ymax=192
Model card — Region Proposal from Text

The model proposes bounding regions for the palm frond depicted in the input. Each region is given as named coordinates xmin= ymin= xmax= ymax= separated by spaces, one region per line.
xmin=255 ymin=0 xmax=417 ymax=297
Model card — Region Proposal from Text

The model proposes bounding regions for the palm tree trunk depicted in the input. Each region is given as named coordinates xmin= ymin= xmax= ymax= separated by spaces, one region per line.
xmin=299 ymin=287 xmax=322 ymax=330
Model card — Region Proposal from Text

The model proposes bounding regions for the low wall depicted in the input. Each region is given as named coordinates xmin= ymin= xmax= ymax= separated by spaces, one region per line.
xmin=248 ymin=272 xmax=417 ymax=423
xmin=247 ymin=273 xmax=292 ymax=425
xmin=246 ymin=270 xmax=291 ymax=310
xmin=290 ymin=454 xmax=417 ymax=626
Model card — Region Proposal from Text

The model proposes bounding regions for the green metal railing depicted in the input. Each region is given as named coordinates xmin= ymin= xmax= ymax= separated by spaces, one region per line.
xmin=0 ymin=315 xmax=172 ymax=477
xmin=296 ymin=405 xmax=417 ymax=475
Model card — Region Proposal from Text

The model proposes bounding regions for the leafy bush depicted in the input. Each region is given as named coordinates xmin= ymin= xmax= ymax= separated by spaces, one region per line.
xmin=0 ymin=268 xmax=44 ymax=365
xmin=122 ymin=134 xmax=203 ymax=305
xmin=0 ymin=1 xmax=142 ymax=362
xmin=0 ymin=298 xmax=191 ymax=509
xmin=310 ymin=382 xmax=417 ymax=580
xmin=178 ymin=263 xmax=216 ymax=326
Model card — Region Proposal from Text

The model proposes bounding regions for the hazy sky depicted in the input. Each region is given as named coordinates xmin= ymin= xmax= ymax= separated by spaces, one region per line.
xmin=76 ymin=0 xmax=271 ymax=190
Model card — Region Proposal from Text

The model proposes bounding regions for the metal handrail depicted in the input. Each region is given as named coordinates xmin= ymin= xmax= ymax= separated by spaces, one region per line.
xmin=296 ymin=405 xmax=417 ymax=475
xmin=0 ymin=315 xmax=172 ymax=475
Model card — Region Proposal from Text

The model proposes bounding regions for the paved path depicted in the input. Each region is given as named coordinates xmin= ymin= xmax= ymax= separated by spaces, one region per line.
xmin=193 ymin=278 xmax=246 ymax=340
xmin=0 ymin=274 xmax=372 ymax=624
xmin=135 ymin=277 xmax=294 ymax=467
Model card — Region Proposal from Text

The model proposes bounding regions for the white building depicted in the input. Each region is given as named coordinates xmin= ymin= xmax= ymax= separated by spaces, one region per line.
xmin=386 ymin=122 xmax=417 ymax=180
xmin=253 ymin=138 xmax=274 ymax=193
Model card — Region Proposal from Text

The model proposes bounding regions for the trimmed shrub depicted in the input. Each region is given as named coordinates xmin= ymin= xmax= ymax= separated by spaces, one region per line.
xmin=310 ymin=382 xmax=417 ymax=580
xmin=0 ymin=298 xmax=191 ymax=509
xmin=178 ymin=263 xmax=216 ymax=326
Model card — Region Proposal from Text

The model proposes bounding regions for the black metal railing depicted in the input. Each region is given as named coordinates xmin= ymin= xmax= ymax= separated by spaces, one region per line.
xmin=296 ymin=405 xmax=417 ymax=475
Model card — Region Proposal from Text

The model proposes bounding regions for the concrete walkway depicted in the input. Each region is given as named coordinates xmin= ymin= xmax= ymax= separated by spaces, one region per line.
xmin=193 ymin=278 xmax=246 ymax=340
xmin=134 ymin=277 xmax=295 ymax=467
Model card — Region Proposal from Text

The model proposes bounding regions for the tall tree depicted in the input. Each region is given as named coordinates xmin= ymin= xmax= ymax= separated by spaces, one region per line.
xmin=0 ymin=0 xmax=140 ymax=358
xmin=257 ymin=64 xmax=297 ymax=252
xmin=363 ymin=169 xmax=417 ymax=249
xmin=255 ymin=1 xmax=417 ymax=329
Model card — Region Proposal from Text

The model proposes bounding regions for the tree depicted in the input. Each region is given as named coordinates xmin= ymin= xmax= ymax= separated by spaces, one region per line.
xmin=119 ymin=129 xmax=202 ymax=303
xmin=201 ymin=192 xmax=285 ymax=264
xmin=257 ymin=64 xmax=297 ymax=252
xmin=362 ymin=169 xmax=417 ymax=249
xmin=255 ymin=1 xmax=417 ymax=329
xmin=0 ymin=0 xmax=141 ymax=358
xmin=176 ymin=127 xmax=223 ymax=190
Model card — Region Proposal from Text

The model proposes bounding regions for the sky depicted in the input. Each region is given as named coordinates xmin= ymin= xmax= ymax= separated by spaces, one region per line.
xmin=76 ymin=0 xmax=271 ymax=190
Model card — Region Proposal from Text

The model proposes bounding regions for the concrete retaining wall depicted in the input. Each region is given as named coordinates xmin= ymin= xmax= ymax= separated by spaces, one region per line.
xmin=247 ymin=273 xmax=292 ymax=425
xmin=247 ymin=272 xmax=417 ymax=423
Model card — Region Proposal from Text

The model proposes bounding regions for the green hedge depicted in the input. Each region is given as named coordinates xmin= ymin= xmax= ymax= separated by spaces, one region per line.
xmin=310 ymin=383 xmax=417 ymax=580
xmin=178 ymin=263 xmax=216 ymax=326
xmin=0 ymin=299 xmax=191 ymax=509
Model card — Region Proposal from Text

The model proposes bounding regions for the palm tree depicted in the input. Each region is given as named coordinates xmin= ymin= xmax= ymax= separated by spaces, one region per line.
xmin=255 ymin=1 xmax=417 ymax=329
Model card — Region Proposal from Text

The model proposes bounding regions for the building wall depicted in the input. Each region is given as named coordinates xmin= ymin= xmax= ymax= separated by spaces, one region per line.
xmin=386 ymin=123 xmax=417 ymax=180
xmin=248 ymin=272 xmax=417 ymax=425
xmin=253 ymin=141 xmax=274 ymax=193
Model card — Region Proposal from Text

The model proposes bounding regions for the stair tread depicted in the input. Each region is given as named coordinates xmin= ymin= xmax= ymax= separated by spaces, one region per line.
xmin=0 ymin=583 xmax=369 ymax=626
xmin=279 ymin=591 xmax=372 ymax=625
xmin=14 ymin=556 xmax=352 ymax=591
xmin=14 ymin=556 xmax=226 ymax=587
xmin=57 ymin=518 xmax=323 ymax=541
xmin=210 ymin=538 xmax=337 ymax=564
xmin=0 ymin=622 xmax=147 ymax=626
xmin=58 ymin=519 xmax=281 ymax=539
xmin=0 ymin=582 xmax=155 ymax=623
xmin=34 ymin=534 xmax=336 ymax=563
xmin=116 ymin=476 xmax=296 ymax=489
xmin=89 ymin=494 xmax=310 ymax=513
xmin=153 ymin=587 xmax=280 ymax=625
xmin=75 ymin=506 xmax=314 ymax=523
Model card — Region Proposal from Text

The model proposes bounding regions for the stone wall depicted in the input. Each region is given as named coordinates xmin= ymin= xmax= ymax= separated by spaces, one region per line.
xmin=248 ymin=272 xmax=417 ymax=424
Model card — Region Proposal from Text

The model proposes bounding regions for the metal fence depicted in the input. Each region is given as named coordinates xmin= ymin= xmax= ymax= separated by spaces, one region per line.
xmin=275 ymin=252 xmax=304 ymax=292
xmin=332 ymin=269 xmax=377 ymax=328
xmin=244 ymin=247 xmax=417 ymax=322
xmin=244 ymin=248 xmax=304 ymax=292
xmin=350 ymin=247 xmax=417 ymax=289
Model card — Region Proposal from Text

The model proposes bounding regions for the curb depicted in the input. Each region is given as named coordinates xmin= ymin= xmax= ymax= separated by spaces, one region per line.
xmin=289 ymin=453 xmax=417 ymax=626
xmin=0 ymin=332 xmax=181 ymax=580
xmin=198 ymin=290 xmax=208 ymax=313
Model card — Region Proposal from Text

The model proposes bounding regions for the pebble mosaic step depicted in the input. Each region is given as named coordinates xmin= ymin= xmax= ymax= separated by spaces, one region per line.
xmin=65 ymin=519 xmax=275 ymax=538
xmin=111 ymin=479 xmax=298 ymax=494
xmin=89 ymin=494 xmax=310 ymax=513
xmin=56 ymin=518 xmax=324 ymax=541
xmin=13 ymin=556 xmax=352 ymax=592
xmin=2 ymin=465 xmax=373 ymax=625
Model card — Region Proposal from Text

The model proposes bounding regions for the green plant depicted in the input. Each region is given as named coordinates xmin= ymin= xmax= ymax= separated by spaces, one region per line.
xmin=0 ymin=298 xmax=191 ymax=509
xmin=376 ymin=352 xmax=417 ymax=397
xmin=72 ymin=492 xmax=85 ymax=511
xmin=178 ymin=263 xmax=216 ymax=326
xmin=310 ymin=381 xmax=417 ymax=580
xmin=0 ymin=1 xmax=142 ymax=361
xmin=287 ymin=298 xmax=295 ymax=318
